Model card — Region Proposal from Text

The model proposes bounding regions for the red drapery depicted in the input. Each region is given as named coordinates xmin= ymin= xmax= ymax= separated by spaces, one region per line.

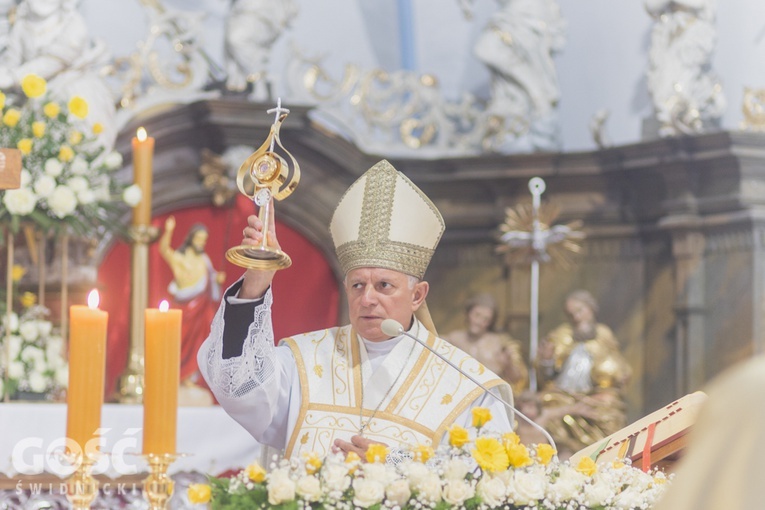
xmin=97 ymin=195 xmax=340 ymax=398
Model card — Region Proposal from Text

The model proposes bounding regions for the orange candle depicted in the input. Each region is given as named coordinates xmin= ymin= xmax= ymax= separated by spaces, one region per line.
xmin=143 ymin=300 xmax=181 ymax=455
xmin=131 ymin=127 xmax=154 ymax=226
xmin=66 ymin=290 xmax=108 ymax=457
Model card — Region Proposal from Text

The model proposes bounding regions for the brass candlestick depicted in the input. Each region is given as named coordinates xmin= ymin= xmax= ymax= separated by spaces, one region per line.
xmin=65 ymin=456 xmax=98 ymax=510
xmin=225 ymin=99 xmax=300 ymax=271
xmin=143 ymin=453 xmax=177 ymax=510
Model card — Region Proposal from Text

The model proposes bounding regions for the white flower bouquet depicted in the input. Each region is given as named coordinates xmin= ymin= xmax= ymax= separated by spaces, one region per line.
xmin=187 ymin=408 xmax=671 ymax=510
xmin=0 ymin=303 xmax=68 ymax=400
xmin=0 ymin=73 xmax=140 ymax=237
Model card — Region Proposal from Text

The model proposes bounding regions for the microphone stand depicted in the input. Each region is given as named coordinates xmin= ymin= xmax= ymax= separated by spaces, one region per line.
xmin=382 ymin=319 xmax=558 ymax=453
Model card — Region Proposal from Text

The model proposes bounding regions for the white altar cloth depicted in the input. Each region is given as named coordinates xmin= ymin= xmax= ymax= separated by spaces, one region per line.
xmin=0 ymin=403 xmax=262 ymax=478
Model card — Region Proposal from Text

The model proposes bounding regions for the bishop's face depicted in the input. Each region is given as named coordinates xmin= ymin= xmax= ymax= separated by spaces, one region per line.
xmin=345 ymin=267 xmax=429 ymax=342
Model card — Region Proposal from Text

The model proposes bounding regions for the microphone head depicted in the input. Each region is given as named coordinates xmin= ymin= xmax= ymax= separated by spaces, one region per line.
xmin=381 ymin=319 xmax=405 ymax=337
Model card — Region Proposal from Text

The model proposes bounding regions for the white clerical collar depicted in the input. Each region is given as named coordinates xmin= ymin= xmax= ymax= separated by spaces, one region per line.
xmin=361 ymin=320 xmax=418 ymax=361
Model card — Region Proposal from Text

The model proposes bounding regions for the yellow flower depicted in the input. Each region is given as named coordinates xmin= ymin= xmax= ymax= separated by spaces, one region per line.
xmin=303 ymin=451 xmax=323 ymax=475
xmin=412 ymin=444 xmax=434 ymax=463
xmin=3 ymin=108 xmax=21 ymax=127
xmin=68 ymin=96 xmax=88 ymax=119
xmin=345 ymin=451 xmax=361 ymax=474
xmin=501 ymin=432 xmax=521 ymax=448
xmin=20 ymin=292 xmax=37 ymax=308
xmin=92 ymin=122 xmax=104 ymax=134
xmin=69 ymin=130 xmax=83 ymax=145
xmin=44 ymin=101 xmax=60 ymax=118
xmin=0 ymin=91 xmax=5 ymax=109
xmin=17 ymin=138 xmax=33 ymax=155
xmin=245 ymin=462 xmax=266 ymax=483
xmin=21 ymin=74 xmax=47 ymax=98
xmin=187 ymin=483 xmax=211 ymax=504
xmin=12 ymin=265 xmax=26 ymax=282
xmin=472 ymin=437 xmax=509 ymax=473
xmin=58 ymin=145 xmax=74 ymax=162
xmin=472 ymin=407 xmax=492 ymax=428
xmin=365 ymin=443 xmax=389 ymax=464
xmin=448 ymin=425 xmax=470 ymax=448
xmin=505 ymin=442 xmax=532 ymax=468
xmin=32 ymin=121 xmax=46 ymax=138
xmin=536 ymin=444 xmax=556 ymax=465
xmin=576 ymin=457 xmax=597 ymax=477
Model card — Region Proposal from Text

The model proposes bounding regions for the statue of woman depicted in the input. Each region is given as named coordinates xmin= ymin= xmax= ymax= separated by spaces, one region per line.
xmin=536 ymin=290 xmax=632 ymax=457
xmin=444 ymin=293 xmax=528 ymax=393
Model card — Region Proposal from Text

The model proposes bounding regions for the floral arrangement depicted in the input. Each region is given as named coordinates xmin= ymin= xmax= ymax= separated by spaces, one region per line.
xmin=0 ymin=73 xmax=140 ymax=237
xmin=187 ymin=408 xmax=671 ymax=510
xmin=0 ymin=289 xmax=68 ymax=400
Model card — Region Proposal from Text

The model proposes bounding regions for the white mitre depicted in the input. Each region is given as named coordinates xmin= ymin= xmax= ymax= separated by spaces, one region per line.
xmin=329 ymin=160 xmax=445 ymax=279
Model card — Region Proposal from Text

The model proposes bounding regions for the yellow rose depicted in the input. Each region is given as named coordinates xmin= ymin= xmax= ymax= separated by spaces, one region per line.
xmin=412 ymin=443 xmax=434 ymax=463
xmin=505 ymin=442 xmax=532 ymax=468
xmin=365 ymin=443 xmax=389 ymax=464
xmin=186 ymin=483 xmax=211 ymax=504
xmin=92 ymin=122 xmax=104 ymax=134
xmin=68 ymin=96 xmax=88 ymax=119
xmin=21 ymin=74 xmax=47 ymax=98
xmin=17 ymin=138 xmax=33 ymax=155
xmin=69 ymin=130 xmax=83 ymax=145
xmin=0 ymin=91 xmax=5 ymax=109
xmin=3 ymin=108 xmax=21 ymax=127
xmin=471 ymin=407 xmax=492 ymax=428
xmin=11 ymin=265 xmax=26 ymax=282
xmin=536 ymin=444 xmax=556 ymax=465
xmin=20 ymin=292 xmax=37 ymax=308
xmin=44 ymin=102 xmax=60 ymax=118
xmin=245 ymin=462 xmax=266 ymax=482
xmin=58 ymin=145 xmax=74 ymax=162
xmin=576 ymin=457 xmax=597 ymax=477
xmin=472 ymin=437 xmax=509 ymax=473
xmin=32 ymin=121 xmax=46 ymax=138
xmin=448 ymin=425 xmax=470 ymax=448
xmin=303 ymin=451 xmax=323 ymax=475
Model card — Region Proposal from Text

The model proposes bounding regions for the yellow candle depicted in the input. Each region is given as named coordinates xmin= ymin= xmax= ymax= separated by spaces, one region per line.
xmin=66 ymin=290 xmax=108 ymax=457
xmin=131 ymin=127 xmax=154 ymax=226
xmin=143 ymin=300 xmax=181 ymax=455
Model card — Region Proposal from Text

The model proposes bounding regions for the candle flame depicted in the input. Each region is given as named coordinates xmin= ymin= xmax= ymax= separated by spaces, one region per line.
xmin=87 ymin=289 xmax=100 ymax=309
xmin=159 ymin=300 xmax=170 ymax=312
xmin=136 ymin=127 xmax=147 ymax=141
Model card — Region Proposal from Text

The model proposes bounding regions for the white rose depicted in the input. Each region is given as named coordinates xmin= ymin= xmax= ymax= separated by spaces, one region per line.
xmin=44 ymin=159 xmax=63 ymax=177
xmin=403 ymin=462 xmax=431 ymax=488
xmin=385 ymin=479 xmax=411 ymax=507
xmin=3 ymin=188 xmax=38 ymax=215
xmin=104 ymin=151 xmax=123 ymax=169
xmin=361 ymin=463 xmax=395 ymax=485
xmin=442 ymin=479 xmax=474 ymax=506
xmin=28 ymin=370 xmax=48 ymax=393
xmin=295 ymin=475 xmax=322 ymax=502
xmin=33 ymin=175 xmax=57 ymax=198
xmin=549 ymin=474 xmax=583 ymax=502
xmin=38 ymin=322 xmax=54 ymax=338
xmin=48 ymin=185 xmax=77 ymax=218
xmin=67 ymin=176 xmax=88 ymax=193
xmin=614 ymin=488 xmax=646 ymax=510
xmin=47 ymin=351 xmax=65 ymax=369
xmin=477 ymin=477 xmax=506 ymax=508
xmin=122 ymin=184 xmax=142 ymax=207
xmin=511 ymin=470 xmax=547 ymax=505
xmin=77 ymin=189 xmax=95 ymax=205
xmin=70 ymin=157 xmax=88 ymax=175
xmin=3 ymin=312 xmax=19 ymax=332
xmin=19 ymin=321 xmax=39 ymax=341
xmin=415 ymin=473 xmax=442 ymax=504
xmin=442 ymin=458 xmax=470 ymax=481
xmin=352 ymin=478 xmax=385 ymax=508
xmin=8 ymin=361 xmax=26 ymax=378
xmin=267 ymin=470 xmax=296 ymax=505
xmin=21 ymin=345 xmax=44 ymax=364
xmin=8 ymin=335 xmax=22 ymax=359
xmin=321 ymin=464 xmax=350 ymax=492
xmin=584 ymin=478 xmax=613 ymax=507
xmin=55 ymin=366 xmax=69 ymax=388
xmin=20 ymin=169 xmax=31 ymax=187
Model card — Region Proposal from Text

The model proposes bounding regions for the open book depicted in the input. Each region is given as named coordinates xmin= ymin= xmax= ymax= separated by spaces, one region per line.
xmin=570 ymin=391 xmax=707 ymax=471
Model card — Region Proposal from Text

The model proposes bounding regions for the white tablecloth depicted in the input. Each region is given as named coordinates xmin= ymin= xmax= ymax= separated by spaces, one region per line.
xmin=0 ymin=403 xmax=262 ymax=478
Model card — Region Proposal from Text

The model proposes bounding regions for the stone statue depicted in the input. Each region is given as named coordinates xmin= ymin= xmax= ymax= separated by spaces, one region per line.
xmin=536 ymin=290 xmax=631 ymax=457
xmin=159 ymin=216 xmax=225 ymax=405
xmin=444 ymin=293 xmax=528 ymax=393
xmin=0 ymin=0 xmax=117 ymax=149
xmin=464 ymin=0 xmax=566 ymax=151
xmin=645 ymin=0 xmax=725 ymax=136
xmin=224 ymin=0 xmax=297 ymax=101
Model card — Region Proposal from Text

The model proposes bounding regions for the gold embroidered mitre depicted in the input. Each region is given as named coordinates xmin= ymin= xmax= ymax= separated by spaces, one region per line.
xmin=330 ymin=160 xmax=445 ymax=279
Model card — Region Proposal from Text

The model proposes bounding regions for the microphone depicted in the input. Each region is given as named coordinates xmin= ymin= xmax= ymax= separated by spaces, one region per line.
xmin=381 ymin=318 xmax=558 ymax=453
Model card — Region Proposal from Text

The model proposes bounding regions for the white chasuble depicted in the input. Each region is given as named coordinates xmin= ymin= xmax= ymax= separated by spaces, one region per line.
xmin=282 ymin=319 xmax=513 ymax=459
